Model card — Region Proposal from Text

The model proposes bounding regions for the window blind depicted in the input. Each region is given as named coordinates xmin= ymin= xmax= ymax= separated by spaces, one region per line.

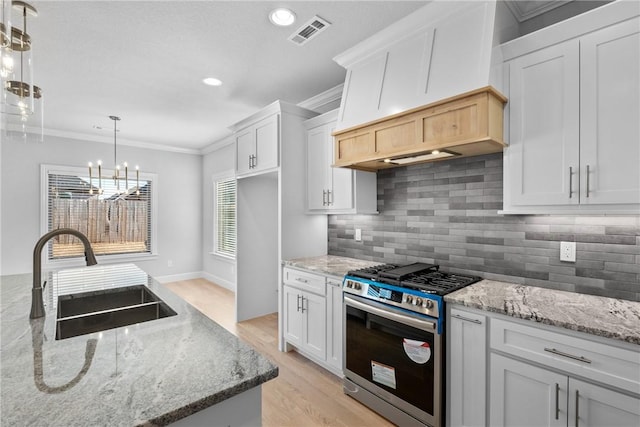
xmin=215 ymin=177 xmax=236 ymax=258
xmin=46 ymin=169 xmax=153 ymax=260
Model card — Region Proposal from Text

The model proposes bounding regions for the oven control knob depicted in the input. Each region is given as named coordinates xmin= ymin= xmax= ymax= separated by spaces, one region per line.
xmin=405 ymin=295 xmax=413 ymax=304
xmin=413 ymin=297 xmax=422 ymax=306
xmin=423 ymin=300 xmax=433 ymax=309
xmin=346 ymin=281 xmax=352 ymax=288
xmin=354 ymin=283 xmax=361 ymax=290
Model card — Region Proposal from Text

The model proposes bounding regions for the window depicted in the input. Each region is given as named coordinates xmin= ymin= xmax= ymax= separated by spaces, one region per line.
xmin=42 ymin=164 xmax=157 ymax=265
xmin=214 ymin=176 xmax=236 ymax=258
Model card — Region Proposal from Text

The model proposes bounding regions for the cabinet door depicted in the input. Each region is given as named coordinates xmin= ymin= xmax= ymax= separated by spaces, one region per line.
xmin=283 ymin=286 xmax=303 ymax=346
xmin=580 ymin=18 xmax=640 ymax=205
xmin=326 ymin=280 xmax=343 ymax=371
xmin=569 ymin=378 xmax=640 ymax=427
xmin=507 ymin=39 xmax=580 ymax=206
xmin=302 ymin=291 xmax=326 ymax=361
xmin=236 ymin=127 xmax=255 ymax=175
xmin=328 ymin=122 xmax=354 ymax=211
xmin=254 ymin=114 xmax=279 ymax=172
xmin=490 ymin=353 xmax=567 ymax=427
xmin=307 ymin=125 xmax=330 ymax=210
xmin=448 ymin=309 xmax=486 ymax=427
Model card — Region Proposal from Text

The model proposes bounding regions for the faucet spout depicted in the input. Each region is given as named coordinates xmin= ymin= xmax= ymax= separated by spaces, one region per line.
xmin=31 ymin=228 xmax=98 ymax=319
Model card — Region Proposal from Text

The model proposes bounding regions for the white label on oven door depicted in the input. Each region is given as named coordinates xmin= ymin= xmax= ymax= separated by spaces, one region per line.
xmin=371 ymin=361 xmax=396 ymax=389
xmin=403 ymin=339 xmax=431 ymax=364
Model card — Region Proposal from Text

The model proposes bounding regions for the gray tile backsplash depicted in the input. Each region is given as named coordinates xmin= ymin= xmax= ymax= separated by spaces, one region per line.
xmin=328 ymin=153 xmax=640 ymax=301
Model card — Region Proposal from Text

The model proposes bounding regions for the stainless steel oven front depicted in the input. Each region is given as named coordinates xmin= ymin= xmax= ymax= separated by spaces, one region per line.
xmin=343 ymin=294 xmax=442 ymax=427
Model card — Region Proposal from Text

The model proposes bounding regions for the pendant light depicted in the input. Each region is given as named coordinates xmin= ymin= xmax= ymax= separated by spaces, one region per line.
xmin=88 ymin=116 xmax=140 ymax=198
xmin=0 ymin=0 xmax=42 ymax=141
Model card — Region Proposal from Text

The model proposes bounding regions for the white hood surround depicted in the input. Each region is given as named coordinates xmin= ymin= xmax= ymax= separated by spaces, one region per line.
xmin=333 ymin=0 xmax=517 ymax=132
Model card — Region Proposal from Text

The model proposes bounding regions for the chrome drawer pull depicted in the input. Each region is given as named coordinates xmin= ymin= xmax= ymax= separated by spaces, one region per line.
xmin=544 ymin=347 xmax=592 ymax=364
xmin=569 ymin=167 xmax=573 ymax=198
xmin=295 ymin=277 xmax=309 ymax=284
xmin=575 ymin=390 xmax=580 ymax=427
xmin=452 ymin=314 xmax=482 ymax=324
xmin=585 ymin=164 xmax=590 ymax=198
xmin=555 ymin=383 xmax=560 ymax=420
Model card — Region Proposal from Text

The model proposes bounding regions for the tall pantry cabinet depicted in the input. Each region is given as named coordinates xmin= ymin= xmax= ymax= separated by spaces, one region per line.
xmin=501 ymin=1 xmax=639 ymax=214
xmin=230 ymin=101 xmax=327 ymax=322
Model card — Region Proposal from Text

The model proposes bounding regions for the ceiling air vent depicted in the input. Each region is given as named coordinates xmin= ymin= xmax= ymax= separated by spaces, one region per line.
xmin=288 ymin=16 xmax=331 ymax=46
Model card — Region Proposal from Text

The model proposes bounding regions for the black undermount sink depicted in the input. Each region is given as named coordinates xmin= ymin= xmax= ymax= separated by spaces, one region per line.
xmin=55 ymin=285 xmax=177 ymax=340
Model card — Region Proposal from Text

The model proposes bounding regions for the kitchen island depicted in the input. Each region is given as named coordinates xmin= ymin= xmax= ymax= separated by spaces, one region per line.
xmin=0 ymin=264 xmax=278 ymax=426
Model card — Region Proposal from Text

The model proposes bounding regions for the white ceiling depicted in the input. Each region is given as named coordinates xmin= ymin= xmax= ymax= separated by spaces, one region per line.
xmin=13 ymin=1 xmax=428 ymax=152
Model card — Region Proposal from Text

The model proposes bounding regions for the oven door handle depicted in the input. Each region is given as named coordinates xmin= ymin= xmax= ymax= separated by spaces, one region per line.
xmin=344 ymin=295 xmax=437 ymax=333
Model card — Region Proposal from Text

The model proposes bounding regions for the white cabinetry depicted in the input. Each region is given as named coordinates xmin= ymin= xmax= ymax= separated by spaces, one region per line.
xmin=502 ymin=3 xmax=640 ymax=214
xmin=282 ymin=267 xmax=344 ymax=377
xmin=446 ymin=307 xmax=487 ymax=427
xmin=490 ymin=354 xmax=640 ymax=427
xmin=305 ymin=110 xmax=377 ymax=214
xmin=235 ymin=114 xmax=279 ymax=177
xmin=283 ymin=285 xmax=326 ymax=360
xmin=233 ymin=101 xmax=327 ymax=323
xmin=447 ymin=304 xmax=640 ymax=427
xmin=488 ymin=316 xmax=640 ymax=427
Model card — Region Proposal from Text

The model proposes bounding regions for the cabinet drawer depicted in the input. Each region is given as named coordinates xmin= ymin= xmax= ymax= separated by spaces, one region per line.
xmin=490 ymin=318 xmax=640 ymax=395
xmin=283 ymin=268 xmax=326 ymax=296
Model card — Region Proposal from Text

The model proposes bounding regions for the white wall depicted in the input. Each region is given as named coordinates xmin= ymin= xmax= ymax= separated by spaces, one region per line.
xmin=201 ymin=139 xmax=237 ymax=290
xmin=0 ymin=133 xmax=202 ymax=278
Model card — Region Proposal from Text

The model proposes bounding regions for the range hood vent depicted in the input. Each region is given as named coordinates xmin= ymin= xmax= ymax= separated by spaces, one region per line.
xmin=330 ymin=1 xmax=514 ymax=170
xmin=381 ymin=150 xmax=458 ymax=166
xmin=288 ymin=16 xmax=331 ymax=46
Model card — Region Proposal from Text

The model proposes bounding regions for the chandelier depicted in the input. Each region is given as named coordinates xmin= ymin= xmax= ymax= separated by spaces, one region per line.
xmin=0 ymin=0 xmax=42 ymax=138
xmin=88 ymin=116 xmax=140 ymax=197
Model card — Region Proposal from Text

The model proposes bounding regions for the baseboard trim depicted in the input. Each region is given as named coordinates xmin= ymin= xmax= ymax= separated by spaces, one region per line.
xmin=201 ymin=271 xmax=235 ymax=291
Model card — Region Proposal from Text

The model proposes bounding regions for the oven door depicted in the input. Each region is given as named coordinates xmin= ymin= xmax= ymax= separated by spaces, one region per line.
xmin=344 ymin=294 xmax=442 ymax=427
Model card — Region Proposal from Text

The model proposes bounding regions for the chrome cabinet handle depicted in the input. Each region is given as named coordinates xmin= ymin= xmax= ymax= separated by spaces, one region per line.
xmin=585 ymin=164 xmax=590 ymax=198
xmin=322 ymin=190 xmax=327 ymax=206
xmin=575 ymin=390 xmax=580 ymax=427
xmin=301 ymin=296 xmax=306 ymax=313
xmin=452 ymin=313 xmax=482 ymax=324
xmin=296 ymin=294 xmax=301 ymax=312
xmin=569 ymin=167 xmax=573 ymax=199
xmin=544 ymin=347 xmax=592 ymax=364
xmin=327 ymin=189 xmax=333 ymax=206
xmin=295 ymin=277 xmax=309 ymax=284
xmin=249 ymin=155 xmax=252 ymax=169
xmin=555 ymin=383 xmax=560 ymax=420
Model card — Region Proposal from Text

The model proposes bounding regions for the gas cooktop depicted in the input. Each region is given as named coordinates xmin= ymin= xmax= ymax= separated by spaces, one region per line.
xmin=346 ymin=262 xmax=480 ymax=296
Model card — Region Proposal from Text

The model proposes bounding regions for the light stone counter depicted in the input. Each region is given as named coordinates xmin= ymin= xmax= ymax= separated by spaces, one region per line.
xmin=283 ymin=254 xmax=382 ymax=278
xmin=0 ymin=264 xmax=278 ymax=426
xmin=445 ymin=279 xmax=640 ymax=345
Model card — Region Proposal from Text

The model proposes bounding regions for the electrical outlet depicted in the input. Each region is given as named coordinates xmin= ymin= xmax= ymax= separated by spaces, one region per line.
xmin=355 ymin=228 xmax=362 ymax=241
xmin=560 ymin=241 xmax=576 ymax=262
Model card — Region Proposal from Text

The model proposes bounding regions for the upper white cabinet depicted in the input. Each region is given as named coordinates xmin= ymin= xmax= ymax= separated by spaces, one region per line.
xmin=502 ymin=2 xmax=640 ymax=214
xmin=333 ymin=1 xmax=501 ymax=132
xmin=235 ymin=114 xmax=279 ymax=177
xmin=305 ymin=110 xmax=377 ymax=214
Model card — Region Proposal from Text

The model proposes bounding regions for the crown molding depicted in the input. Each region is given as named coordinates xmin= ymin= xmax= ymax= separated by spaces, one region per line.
xmin=297 ymin=84 xmax=344 ymax=112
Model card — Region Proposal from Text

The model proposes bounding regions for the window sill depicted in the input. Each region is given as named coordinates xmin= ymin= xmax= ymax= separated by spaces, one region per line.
xmin=45 ymin=253 xmax=159 ymax=270
xmin=208 ymin=252 xmax=236 ymax=263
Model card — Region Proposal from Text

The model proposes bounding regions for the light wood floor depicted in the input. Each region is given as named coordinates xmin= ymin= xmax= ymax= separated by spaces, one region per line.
xmin=165 ymin=278 xmax=394 ymax=427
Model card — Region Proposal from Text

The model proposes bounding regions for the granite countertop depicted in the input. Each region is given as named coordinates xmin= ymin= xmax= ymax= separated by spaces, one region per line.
xmin=0 ymin=264 xmax=278 ymax=426
xmin=445 ymin=279 xmax=640 ymax=345
xmin=283 ymin=254 xmax=382 ymax=278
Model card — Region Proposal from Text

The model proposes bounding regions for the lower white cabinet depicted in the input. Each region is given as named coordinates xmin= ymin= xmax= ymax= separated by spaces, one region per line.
xmin=447 ymin=305 xmax=640 ymax=427
xmin=490 ymin=354 xmax=640 ymax=427
xmin=447 ymin=307 xmax=487 ymax=427
xmin=282 ymin=267 xmax=344 ymax=376
xmin=283 ymin=285 xmax=326 ymax=361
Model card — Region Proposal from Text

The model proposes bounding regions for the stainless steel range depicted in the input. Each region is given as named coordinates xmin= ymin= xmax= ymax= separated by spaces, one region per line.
xmin=342 ymin=262 xmax=480 ymax=427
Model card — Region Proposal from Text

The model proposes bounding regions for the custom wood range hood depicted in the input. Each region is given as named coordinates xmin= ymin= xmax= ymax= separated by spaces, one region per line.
xmin=330 ymin=0 xmax=514 ymax=171
xmin=332 ymin=87 xmax=507 ymax=171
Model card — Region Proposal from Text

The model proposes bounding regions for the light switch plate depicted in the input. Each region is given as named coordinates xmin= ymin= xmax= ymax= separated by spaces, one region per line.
xmin=355 ymin=228 xmax=362 ymax=241
xmin=560 ymin=241 xmax=576 ymax=262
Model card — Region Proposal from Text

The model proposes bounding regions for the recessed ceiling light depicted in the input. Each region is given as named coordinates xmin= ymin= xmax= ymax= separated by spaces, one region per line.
xmin=269 ymin=8 xmax=296 ymax=26
xmin=203 ymin=77 xmax=222 ymax=86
